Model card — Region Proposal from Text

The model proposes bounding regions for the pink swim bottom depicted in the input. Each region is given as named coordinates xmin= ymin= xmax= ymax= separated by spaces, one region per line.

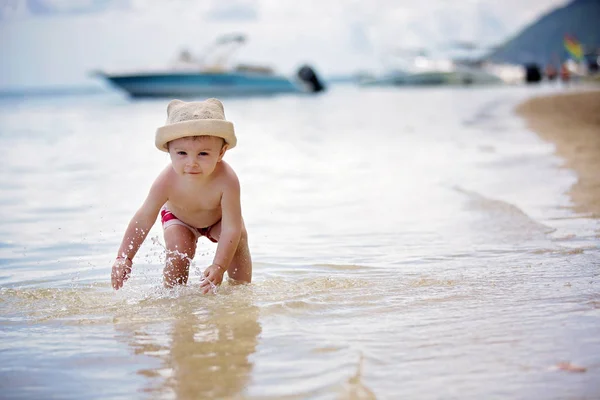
xmin=160 ymin=207 xmax=219 ymax=243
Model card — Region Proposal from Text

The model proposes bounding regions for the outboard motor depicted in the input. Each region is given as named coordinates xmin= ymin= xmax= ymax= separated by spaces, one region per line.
xmin=297 ymin=65 xmax=326 ymax=93
xmin=524 ymin=63 xmax=542 ymax=83
xmin=586 ymin=53 xmax=599 ymax=73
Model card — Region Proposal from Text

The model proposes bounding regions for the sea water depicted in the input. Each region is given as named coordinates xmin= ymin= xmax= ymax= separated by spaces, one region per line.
xmin=0 ymin=84 xmax=598 ymax=399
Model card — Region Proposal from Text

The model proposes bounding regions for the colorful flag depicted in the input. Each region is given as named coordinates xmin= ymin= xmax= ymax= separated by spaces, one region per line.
xmin=564 ymin=35 xmax=583 ymax=61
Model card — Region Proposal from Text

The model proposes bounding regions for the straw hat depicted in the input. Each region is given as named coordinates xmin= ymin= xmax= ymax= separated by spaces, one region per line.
xmin=155 ymin=98 xmax=236 ymax=152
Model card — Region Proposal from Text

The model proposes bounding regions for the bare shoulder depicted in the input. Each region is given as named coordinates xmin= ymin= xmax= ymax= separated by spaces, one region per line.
xmin=137 ymin=164 xmax=172 ymax=213
xmin=150 ymin=165 xmax=176 ymax=195
xmin=217 ymin=161 xmax=241 ymax=192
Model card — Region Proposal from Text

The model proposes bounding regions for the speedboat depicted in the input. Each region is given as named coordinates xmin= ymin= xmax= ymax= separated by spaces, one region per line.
xmin=360 ymin=46 xmax=504 ymax=87
xmin=360 ymin=57 xmax=504 ymax=87
xmin=93 ymin=34 xmax=325 ymax=98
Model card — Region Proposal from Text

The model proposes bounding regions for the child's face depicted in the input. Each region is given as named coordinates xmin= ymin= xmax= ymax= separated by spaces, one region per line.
xmin=168 ymin=136 xmax=227 ymax=177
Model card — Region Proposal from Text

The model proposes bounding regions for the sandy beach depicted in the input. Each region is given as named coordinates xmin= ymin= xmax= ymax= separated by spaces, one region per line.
xmin=516 ymin=89 xmax=600 ymax=219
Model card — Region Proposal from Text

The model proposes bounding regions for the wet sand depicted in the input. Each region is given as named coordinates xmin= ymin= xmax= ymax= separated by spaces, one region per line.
xmin=516 ymin=89 xmax=600 ymax=218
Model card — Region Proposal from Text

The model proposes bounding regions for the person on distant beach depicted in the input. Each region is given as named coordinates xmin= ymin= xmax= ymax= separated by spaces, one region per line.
xmin=545 ymin=64 xmax=557 ymax=81
xmin=111 ymin=98 xmax=252 ymax=293
xmin=560 ymin=62 xmax=571 ymax=84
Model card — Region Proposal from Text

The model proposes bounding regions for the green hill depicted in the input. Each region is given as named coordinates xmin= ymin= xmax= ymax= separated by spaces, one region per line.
xmin=486 ymin=0 xmax=600 ymax=65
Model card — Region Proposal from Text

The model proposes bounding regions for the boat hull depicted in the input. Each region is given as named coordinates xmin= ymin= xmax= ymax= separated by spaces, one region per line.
xmin=100 ymin=72 xmax=303 ymax=97
xmin=360 ymin=68 xmax=504 ymax=87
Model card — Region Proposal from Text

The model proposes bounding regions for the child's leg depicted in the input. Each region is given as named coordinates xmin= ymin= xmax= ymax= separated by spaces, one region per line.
xmin=209 ymin=220 xmax=252 ymax=284
xmin=163 ymin=225 xmax=197 ymax=287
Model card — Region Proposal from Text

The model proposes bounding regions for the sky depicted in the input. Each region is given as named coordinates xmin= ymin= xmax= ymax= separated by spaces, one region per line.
xmin=0 ymin=0 xmax=569 ymax=89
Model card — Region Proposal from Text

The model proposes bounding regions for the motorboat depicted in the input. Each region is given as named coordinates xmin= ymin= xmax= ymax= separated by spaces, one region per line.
xmin=360 ymin=45 xmax=505 ymax=87
xmin=93 ymin=34 xmax=325 ymax=98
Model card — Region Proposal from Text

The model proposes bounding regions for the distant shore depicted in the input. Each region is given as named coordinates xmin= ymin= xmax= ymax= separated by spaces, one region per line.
xmin=516 ymin=88 xmax=600 ymax=219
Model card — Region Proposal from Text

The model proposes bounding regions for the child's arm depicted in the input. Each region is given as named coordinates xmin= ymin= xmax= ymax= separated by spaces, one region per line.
xmin=111 ymin=169 xmax=170 ymax=290
xmin=200 ymin=176 xmax=242 ymax=293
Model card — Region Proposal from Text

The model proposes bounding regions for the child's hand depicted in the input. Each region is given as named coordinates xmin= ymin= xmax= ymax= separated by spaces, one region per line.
xmin=200 ymin=264 xmax=225 ymax=294
xmin=111 ymin=257 xmax=132 ymax=290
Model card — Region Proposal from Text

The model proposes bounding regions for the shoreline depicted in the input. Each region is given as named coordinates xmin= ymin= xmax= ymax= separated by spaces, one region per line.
xmin=515 ymin=89 xmax=600 ymax=219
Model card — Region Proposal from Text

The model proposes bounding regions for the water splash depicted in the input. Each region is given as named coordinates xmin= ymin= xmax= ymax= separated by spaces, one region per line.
xmin=150 ymin=235 xmax=218 ymax=294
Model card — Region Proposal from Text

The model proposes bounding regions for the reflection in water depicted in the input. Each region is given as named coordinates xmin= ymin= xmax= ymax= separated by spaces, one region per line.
xmin=338 ymin=353 xmax=376 ymax=400
xmin=114 ymin=290 xmax=261 ymax=399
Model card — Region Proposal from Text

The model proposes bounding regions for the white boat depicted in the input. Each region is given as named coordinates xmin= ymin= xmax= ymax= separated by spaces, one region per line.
xmin=93 ymin=34 xmax=325 ymax=98
xmin=360 ymin=46 xmax=505 ymax=87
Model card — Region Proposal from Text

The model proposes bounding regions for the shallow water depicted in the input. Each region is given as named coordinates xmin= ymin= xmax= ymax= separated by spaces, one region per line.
xmin=0 ymin=84 xmax=598 ymax=399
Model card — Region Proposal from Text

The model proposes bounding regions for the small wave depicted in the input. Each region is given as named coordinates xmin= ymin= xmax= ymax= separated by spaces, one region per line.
xmin=409 ymin=278 xmax=458 ymax=287
xmin=462 ymin=97 xmax=510 ymax=131
xmin=531 ymin=247 xmax=585 ymax=255
xmin=313 ymin=263 xmax=373 ymax=271
xmin=454 ymin=186 xmax=556 ymax=236
xmin=0 ymin=281 xmax=252 ymax=325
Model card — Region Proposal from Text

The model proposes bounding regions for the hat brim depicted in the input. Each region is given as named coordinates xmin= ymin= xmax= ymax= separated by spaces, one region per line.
xmin=155 ymin=119 xmax=236 ymax=152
